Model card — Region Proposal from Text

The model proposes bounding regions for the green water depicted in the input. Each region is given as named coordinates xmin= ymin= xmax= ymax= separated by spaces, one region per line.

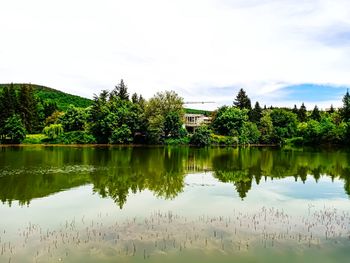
xmin=0 ymin=146 xmax=349 ymax=262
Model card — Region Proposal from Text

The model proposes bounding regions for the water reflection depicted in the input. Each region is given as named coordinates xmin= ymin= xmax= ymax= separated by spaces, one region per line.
xmin=0 ymin=146 xmax=349 ymax=207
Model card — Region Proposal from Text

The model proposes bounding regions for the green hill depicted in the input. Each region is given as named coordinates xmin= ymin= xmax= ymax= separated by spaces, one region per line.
xmin=184 ymin=108 xmax=212 ymax=116
xmin=0 ymin=83 xmax=92 ymax=111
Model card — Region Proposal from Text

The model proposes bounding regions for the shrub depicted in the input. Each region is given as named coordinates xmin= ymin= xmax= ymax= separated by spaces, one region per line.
xmin=109 ymin=124 xmax=133 ymax=144
xmin=43 ymin=124 xmax=63 ymax=139
xmin=190 ymin=126 xmax=211 ymax=147
xmin=22 ymin=134 xmax=48 ymax=144
xmin=2 ymin=114 xmax=26 ymax=144
xmin=56 ymin=131 xmax=96 ymax=144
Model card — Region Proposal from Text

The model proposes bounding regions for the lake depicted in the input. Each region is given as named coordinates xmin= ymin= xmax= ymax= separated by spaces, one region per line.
xmin=0 ymin=146 xmax=349 ymax=262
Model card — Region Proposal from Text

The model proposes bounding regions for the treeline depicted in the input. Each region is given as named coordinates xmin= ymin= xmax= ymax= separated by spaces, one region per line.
xmin=0 ymin=80 xmax=186 ymax=144
xmin=0 ymin=83 xmax=58 ymax=143
xmin=1 ymin=81 xmax=350 ymax=146
xmin=207 ymin=88 xmax=350 ymax=146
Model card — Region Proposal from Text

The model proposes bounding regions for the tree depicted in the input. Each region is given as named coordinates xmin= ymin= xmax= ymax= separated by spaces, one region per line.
xmin=164 ymin=111 xmax=183 ymax=138
xmin=233 ymin=88 xmax=251 ymax=110
xmin=298 ymin=103 xmax=307 ymax=122
xmin=270 ymin=109 xmax=298 ymax=143
xmin=131 ymin=92 xmax=138 ymax=104
xmin=259 ymin=111 xmax=273 ymax=143
xmin=341 ymin=90 xmax=350 ymax=122
xmin=310 ymin=105 xmax=321 ymax=121
xmin=328 ymin=104 xmax=335 ymax=114
xmin=43 ymin=101 xmax=58 ymax=118
xmin=89 ymin=89 xmax=145 ymax=144
xmin=2 ymin=114 xmax=26 ymax=144
xmin=239 ymin=122 xmax=260 ymax=144
xmin=145 ymin=91 xmax=184 ymax=142
xmin=59 ymin=105 xmax=88 ymax=132
xmin=18 ymin=84 xmax=38 ymax=133
xmin=0 ymin=83 xmax=18 ymax=130
xmin=292 ymin=104 xmax=298 ymax=115
xmin=211 ymin=106 xmax=248 ymax=136
xmin=89 ymin=90 xmax=112 ymax=143
xmin=249 ymin=101 xmax=262 ymax=124
xmin=190 ymin=126 xmax=211 ymax=146
xmin=110 ymin=79 xmax=129 ymax=101
xmin=43 ymin=124 xmax=64 ymax=140
xmin=109 ymin=124 xmax=132 ymax=144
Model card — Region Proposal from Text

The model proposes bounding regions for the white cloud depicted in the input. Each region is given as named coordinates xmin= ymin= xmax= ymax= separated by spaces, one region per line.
xmin=0 ymin=0 xmax=350 ymax=109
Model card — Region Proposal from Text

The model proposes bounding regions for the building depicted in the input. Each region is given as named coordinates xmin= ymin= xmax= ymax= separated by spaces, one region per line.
xmin=184 ymin=113 xmax=212 ymax=132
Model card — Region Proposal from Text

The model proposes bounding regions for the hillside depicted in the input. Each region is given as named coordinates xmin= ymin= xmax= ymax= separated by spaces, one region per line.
xmin=0 ymin=83 xmax=92 ymax=111
xmin=184 ymin=108 xmax=212 ymax=116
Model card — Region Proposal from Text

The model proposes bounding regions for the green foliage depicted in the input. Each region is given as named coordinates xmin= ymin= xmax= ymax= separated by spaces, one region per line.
xmin=259 ymin=111 xmax=274 ymax=144
xmin=233 ymin=88 xmax=251 ymax=110
xmin=270 ymin=109 xmax=298 ymax=143
xmin=55 ymin=131 xmax=96 ymax=144
xmin=298 ymin=103 xmax=307 ymax=122
xmin=341 ymin=90 xmax=350 ymax=122
xmin=0 ymin=83 xmax=18 ymax=129
xmin=211 ymin=106 xmax=249 ymax=136
xmin=110 ymin=79 xmax=129 ymax=101
xmin=89 ymin=86 xmax=146 ymax=144
xmin=18 ymin=84 xmax=39 ymax=133
xmin=43 ymin=124 xmax=64 ymax=140
xmin=250 ymin=101 xmax=262 ymax=123
xmin=22 ymin=134 xmax=48 ymax=144
xmin=210 ymin=134 xmax=238 ymax=146
xmin=164 ymin=111 xmax=183 ymax=138
xmin=190 ymin=126 xmax=211 ymax=147
xmin=59 ymin=105 xmax=88 ymax=132
xmin=0 ymin=83 xmax=92 ymax=111
xmin=239 ymin=122 xmax=261 ymax=144
xmin=110 ymin=124 xmax=132 ymax=144
xmin=310 ymin=105 xmax=321 ymax=121
xmin=285 ymin=137 xmax=304 ymax=146
xmin=185 ymin=108 xmax=211 ymax=116
xmin=145 ymin=90 xmax=184 ymax=143
xmin=164 ymin=136 xmax=190 ymax=145
xmin=2 ymin=114 xmax=26 ymax=144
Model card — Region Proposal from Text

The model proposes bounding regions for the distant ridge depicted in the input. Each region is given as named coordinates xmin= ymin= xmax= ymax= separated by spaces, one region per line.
xmin=0 ymin=83 xmax=92 ymax=111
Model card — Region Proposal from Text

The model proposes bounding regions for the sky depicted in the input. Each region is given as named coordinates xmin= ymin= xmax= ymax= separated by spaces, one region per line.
xmin=1 ymin=0 xmax=350 ymax=110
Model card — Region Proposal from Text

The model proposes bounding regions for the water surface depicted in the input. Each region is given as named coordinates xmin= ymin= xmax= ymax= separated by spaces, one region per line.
xmin=0 ymin=146 xmax=349 ymax=262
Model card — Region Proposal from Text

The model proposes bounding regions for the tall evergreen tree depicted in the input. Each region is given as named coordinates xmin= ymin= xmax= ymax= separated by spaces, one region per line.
xmin=234 ymin=88 xmax=251 ymax=110
xmin=298 ymin=103 xmax=307 ymax=122
xmin=341 ymin=90 xmax=350 ymax=122
xmin=18 ymin=84 xmax=38 ymax=133
xmin=250 ymin=101 xmax=262 ymax=124
xmin=328 ymin=104 xmax=335 ymax=114
xmin=310 ymin=105 xmax=321 ymax=121
xmin=0 ymin=83 xmax=18 ymax=131
xmin=111 ymin=79 xmax=129 ymax=101
xmin=131 ymin=92 xmax=138 ymax=104
xmin=292 ymin=104 xmax=298 ymax=115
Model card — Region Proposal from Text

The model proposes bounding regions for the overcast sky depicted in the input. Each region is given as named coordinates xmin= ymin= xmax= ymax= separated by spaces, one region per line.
xmin=1 ymin=0 xmax=350 ymax=110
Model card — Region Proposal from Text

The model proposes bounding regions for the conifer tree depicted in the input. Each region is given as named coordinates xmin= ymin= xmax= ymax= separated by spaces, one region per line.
xmin=328 ymin=104 xmax=335 ymax=114
xmin=111 ymin=79 xmax=129 ymax=101
xmin=234 ymin=88 xmax=251 ymax=110
xmin=131 ymin=92 xmax=138 ymax=104
xmin=292 ymin=104 xmax=298 ymax=115
xmin=310 ymin=105 xmax=321 ymax=121
xmin=0 ymin=83 xmax=18 ymax=130
xmin=250 ymin=101 xmax=262 ymax=124
xmin=298 ymin=103 xmax=307 ymax=122
xmin=18 ymin=84 xmax=38 ymax=133
xmin=341 ymin=90 xmax=350 ymax=122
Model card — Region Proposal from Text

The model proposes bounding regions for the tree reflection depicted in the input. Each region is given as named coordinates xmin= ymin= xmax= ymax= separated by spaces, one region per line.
xmin=0 ymin=146 xmax=349 ymax=206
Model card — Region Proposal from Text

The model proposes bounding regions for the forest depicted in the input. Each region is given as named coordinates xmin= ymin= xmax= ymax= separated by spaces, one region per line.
xmin=0 ymin=80 xmax=350 ymax=146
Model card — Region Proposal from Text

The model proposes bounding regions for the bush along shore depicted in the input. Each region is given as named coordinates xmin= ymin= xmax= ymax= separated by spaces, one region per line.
xmin=1 ymin=81 xmax=350 ymax=147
